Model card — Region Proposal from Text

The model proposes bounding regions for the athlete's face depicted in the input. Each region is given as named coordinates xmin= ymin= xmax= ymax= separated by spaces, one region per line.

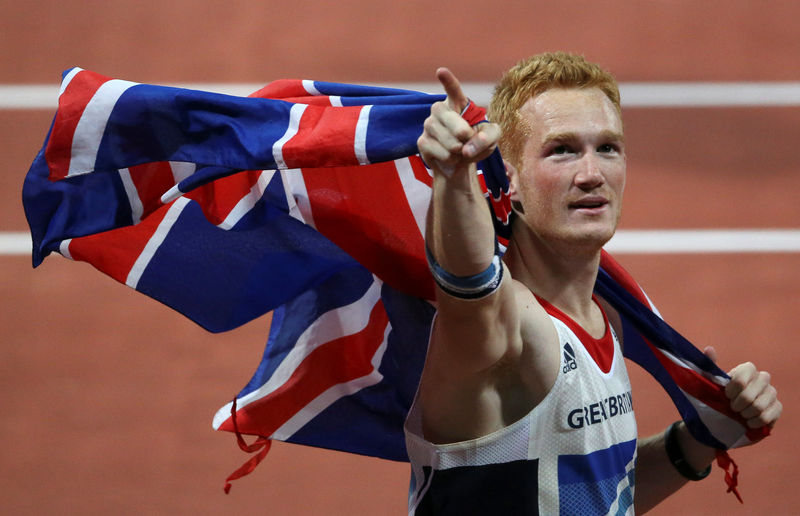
xmin=508 ymin=87 xmax=626 ymax=250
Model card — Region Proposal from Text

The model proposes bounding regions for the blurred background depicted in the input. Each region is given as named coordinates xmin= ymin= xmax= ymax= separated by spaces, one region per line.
xmin=1 ymin=1 xmax=798 ymax=514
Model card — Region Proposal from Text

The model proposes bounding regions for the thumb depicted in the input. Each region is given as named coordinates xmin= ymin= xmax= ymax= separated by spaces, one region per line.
xmin=703 ymin=345 xmax=718 ymax=364
xmin=436 ymin=67 xmax=469 ymax=113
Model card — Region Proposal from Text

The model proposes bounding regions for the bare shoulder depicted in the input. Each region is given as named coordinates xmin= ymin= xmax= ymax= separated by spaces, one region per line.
xmin=417 ymin=278 xmax=562 ymax=444
xmin=512 ymin=281 xmax=562 ymax=401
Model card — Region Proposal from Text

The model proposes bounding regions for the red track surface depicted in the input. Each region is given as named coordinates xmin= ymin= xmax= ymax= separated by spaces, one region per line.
xmin=2 ymin=2 xmax=798 ymax=514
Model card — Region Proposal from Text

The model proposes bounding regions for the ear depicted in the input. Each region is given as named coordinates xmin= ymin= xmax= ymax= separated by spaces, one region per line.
xmin=504 ymin=159 xmax=519 ymax=201
xmin=503 ymin=159 xmax=525 ymax=214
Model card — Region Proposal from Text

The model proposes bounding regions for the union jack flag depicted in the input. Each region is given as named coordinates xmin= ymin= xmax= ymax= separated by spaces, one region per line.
xmin=22 ymin=68 xmax=767 ymax=497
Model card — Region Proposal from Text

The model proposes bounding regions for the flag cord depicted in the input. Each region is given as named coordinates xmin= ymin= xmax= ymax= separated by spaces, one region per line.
xmin=223 ymin=397 xmax=272 ymax=494
xmin=715 ymin=450 xmax=743 ymax=504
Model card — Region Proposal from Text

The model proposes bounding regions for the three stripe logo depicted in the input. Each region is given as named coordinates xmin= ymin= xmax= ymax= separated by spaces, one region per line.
xmin=563 ymin=342 xmax=578 ymax=374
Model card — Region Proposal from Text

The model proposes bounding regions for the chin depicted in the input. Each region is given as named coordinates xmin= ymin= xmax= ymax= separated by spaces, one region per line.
xmin=560 ymin=226 xmax=616 ymax=251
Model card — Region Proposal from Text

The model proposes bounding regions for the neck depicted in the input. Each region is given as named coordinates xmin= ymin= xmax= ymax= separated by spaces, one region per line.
xmin=504 ymin=222 xmax=603 ymax=325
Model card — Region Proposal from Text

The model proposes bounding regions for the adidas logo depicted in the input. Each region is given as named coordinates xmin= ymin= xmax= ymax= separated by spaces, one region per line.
xmin=562 ymin=342 xmax=578 ymax=373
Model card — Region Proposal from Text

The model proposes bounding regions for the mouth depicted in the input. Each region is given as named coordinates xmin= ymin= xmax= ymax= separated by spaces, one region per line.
xmin=568 ymin=196 xmax=609 ymax=212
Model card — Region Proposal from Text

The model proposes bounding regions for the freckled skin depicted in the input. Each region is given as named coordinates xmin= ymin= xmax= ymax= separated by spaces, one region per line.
xmin=508 ymin=88 xmax=626 ymax=253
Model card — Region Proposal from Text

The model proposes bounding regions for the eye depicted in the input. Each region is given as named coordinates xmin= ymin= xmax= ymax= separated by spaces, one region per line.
xmin=597 ymin=143 xmax=618 ymax=154
xmin=551 ymin=145 xmax=573 ymax=155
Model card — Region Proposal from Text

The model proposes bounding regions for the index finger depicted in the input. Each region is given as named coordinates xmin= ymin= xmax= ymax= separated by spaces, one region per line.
xmin=436 ymin=67 xmax=469 ymax=113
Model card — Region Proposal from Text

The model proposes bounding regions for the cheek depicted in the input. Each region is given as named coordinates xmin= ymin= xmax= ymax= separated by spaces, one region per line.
xmin=521 ymin=172 xmax=562 ymax=212
xmin=532 ymin=169 xmax=567 ymax=198
xmin=610 ymin=165 xmax=626 ymax=195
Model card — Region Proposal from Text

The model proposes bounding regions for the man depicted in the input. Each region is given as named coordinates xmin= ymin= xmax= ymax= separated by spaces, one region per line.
xmin=404 ymin=52 xmax=782 ymax=514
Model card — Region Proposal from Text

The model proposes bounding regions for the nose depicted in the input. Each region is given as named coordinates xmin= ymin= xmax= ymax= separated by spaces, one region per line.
xmin=574 ymin=155 xmax=605 ymax=190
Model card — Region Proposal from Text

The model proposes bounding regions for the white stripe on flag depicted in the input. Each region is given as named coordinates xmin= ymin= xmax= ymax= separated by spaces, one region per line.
xmin=118 ymin=168 xmax=144 ymax=224
xmin=125 ymin=197 xmax=190 ymax=289
xmin=68 ymin=78 xmax=138 ymax=177
xmin=58 ymin=239 xmax=73 ymax=259
xmin=395 ymin=157 xmax=429 ymax=238
xmin=285 ymin=169 xmax=317 ymax=228
xmin=354 ymin=105 xmax=372 ymax=165
xmin=217 ymin=170 xmax=275 ymax=230
xmin=160 ymin=185 xmax=182 ymax=204
xmin=58 ymin=68 xmax=83 ymax=97
xmin=169 ymin=161 xmax=196 ymax=183
xmin=158 ymin=161 xmax=198 ymax=203
xmin=271 ymin=323 xmax=390 ymax=440
xmin=272 ymin=103 xmax=307 ymax=169
xmin=279 ymin=169 xmax=309 ymax=225
xmin=657 ymin=344 xmax=728 ymax=387
xmin=302 ymin=80 xmax=321 ymax=96
xmin=681 ymin=390 xmax=749 ymax=449
xmin=329 ymin=96 xmax=343 ymax=107
xmin=212 ymin=277 xmax=383 ymax=430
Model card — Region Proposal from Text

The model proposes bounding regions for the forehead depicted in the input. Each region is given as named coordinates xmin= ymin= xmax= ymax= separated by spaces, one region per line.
xmin=518 ymin=87 xmax=623 ymax=140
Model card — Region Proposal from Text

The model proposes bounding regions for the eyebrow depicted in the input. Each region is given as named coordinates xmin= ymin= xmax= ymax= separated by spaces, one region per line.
xmin=542 ymin=130 xmax=626 ymax=146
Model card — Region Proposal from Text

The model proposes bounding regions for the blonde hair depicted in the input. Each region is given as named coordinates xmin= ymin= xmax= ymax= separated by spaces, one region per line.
xmin=487 ymin=52 xmax=621 ymax=168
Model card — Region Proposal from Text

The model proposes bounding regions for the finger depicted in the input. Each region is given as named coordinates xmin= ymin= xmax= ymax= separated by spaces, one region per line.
xmin=426 ymin=107 xmax=472 ymax=148
xmin=725 ymin=362 xmax=755 ymax=400
xmin=746 ymin=398 xmax=783 ymax=429
xmin=436 ymin=67 xmax=469 ymax=113
xmin=739 ymin=384 xmax=777 ymax=420
xmin=703 ymin=346 xmax=718 ymax=364
xmin=463 ymin=122 xmax=501 ymax=160
xmin=730 ymin=370 xmax=772 ymax=413
xmin=417 ymin=133 xmax=459 ymax=165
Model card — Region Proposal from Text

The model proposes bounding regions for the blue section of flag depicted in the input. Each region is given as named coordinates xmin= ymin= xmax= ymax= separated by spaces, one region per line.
xmin=132 ymin=199 xmax=356 ymax=332
xmin=95 ymin=85 xmax=295 ymax=173
xmin=23 ymin=149 xmax=134 ymax=265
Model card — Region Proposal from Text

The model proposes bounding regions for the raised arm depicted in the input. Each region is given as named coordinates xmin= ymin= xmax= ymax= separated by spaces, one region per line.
xmin=420 ymin=68 xmax=500 ymax=279
xmin=415 ymin=69 xmax=560 ymax=444
xmin=418 ymin=68 xmax=514 ymax=372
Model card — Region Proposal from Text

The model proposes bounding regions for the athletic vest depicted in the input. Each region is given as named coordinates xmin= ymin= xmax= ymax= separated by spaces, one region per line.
xmin=404 ymin=298 xmax=638 ymax=515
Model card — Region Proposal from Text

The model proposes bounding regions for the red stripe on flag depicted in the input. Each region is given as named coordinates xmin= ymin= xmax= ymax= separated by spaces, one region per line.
xmin=409 ymin=156 xmax=432 ymax=187
xmin=276 ymin=96 xmax=338 ymax=106
xmin=303 ymin=161 xmax=435 ymax=299
xmin=67 ymin=204 xmax=170 ymax=284
xmin=647 ymin=340 xmax=744 ymax=424
xmin=45 ymin=70 xmax=112 ymax=181
xmin=600 ymin=251 xmax=650 ymax=307
xmin=250 ymin=80 xmax=318 ymax=101
xmin=249 ymin=79 xmax=338 ymax=106
xmin=745 ymin=425 xmax=771 ymax=443
xmin=127 ymin=162 xmax=178 ymax=219
xmin=280 ymin=105 xmax=362 ymax=168
xmin=477 ymin=171 xmax=511 ymax=226
xmin=184 ymin=169 xmax=263 ymax=226
xmin=221 ymin=299 xmax=390 ymax=436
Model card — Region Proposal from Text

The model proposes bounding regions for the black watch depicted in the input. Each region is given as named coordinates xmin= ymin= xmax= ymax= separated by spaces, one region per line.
xmin=665 ymin=421 xmax=712 ymax=481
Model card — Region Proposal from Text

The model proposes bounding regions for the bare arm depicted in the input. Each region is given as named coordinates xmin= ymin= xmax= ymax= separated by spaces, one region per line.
xmin=418 ymin=68 xmax=515 ymax=372
xmin=415 ymin=69 xmax=557 ymax=444
xmin=635 ymin=349 xmax=782 ymax=513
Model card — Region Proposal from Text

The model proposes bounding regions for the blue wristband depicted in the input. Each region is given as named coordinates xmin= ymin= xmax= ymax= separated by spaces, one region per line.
xmin=425 ymin=245 xmax=503 ymax=300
